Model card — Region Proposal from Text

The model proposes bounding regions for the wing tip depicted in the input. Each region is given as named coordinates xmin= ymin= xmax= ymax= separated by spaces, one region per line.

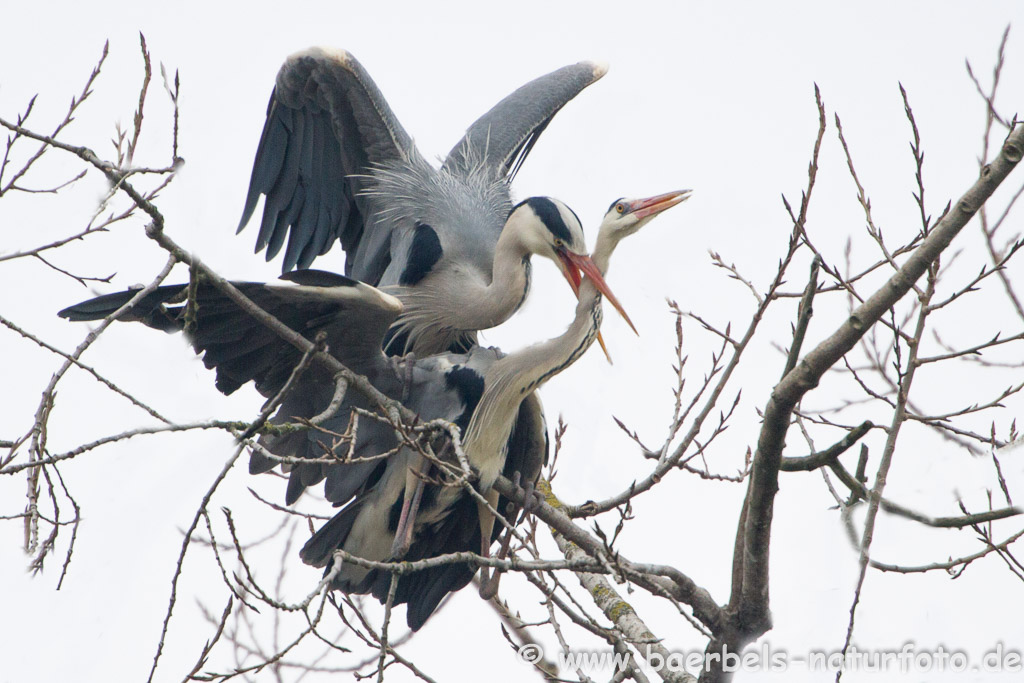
xmin=585 ymin=60 xmax=610 ymax=80
xmin=361 ymin=283 xmax=403 ymax=314
xmin=288 ymin=46 xmax=355 ymax=68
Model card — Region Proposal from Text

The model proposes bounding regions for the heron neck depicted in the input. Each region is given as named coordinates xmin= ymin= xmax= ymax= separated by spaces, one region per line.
xmin=592 ymin=231 xmax=620 ymax=275
xmin=475 ymin=227 xmax=534 ymax=327
xmin=463 ymin=264 xmax=605 ymax=490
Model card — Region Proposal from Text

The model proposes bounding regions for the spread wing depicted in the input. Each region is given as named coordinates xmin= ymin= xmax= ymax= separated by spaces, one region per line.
xmin=443 ymin=60 xmax=607 ymax=180
xmin=57 ymin=269 xmax=401 ymax=397
xmin=237 ymin=48 xmax=418 ymax=274
xmin=59 ymin=270 xmax=406 ymax=507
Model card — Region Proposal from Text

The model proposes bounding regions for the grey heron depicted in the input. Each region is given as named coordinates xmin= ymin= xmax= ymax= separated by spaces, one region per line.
xmin=236 ymin=48 xmax=608 ymax=355
xmin=58 ymin=189 xmax=689 ymax=629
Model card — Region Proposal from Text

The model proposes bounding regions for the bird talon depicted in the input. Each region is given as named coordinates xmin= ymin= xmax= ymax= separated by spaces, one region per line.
xmin=513 ymin=477 xmax=541 ymax=520
xmin=525 ymin=486 xmax=544 ymax=518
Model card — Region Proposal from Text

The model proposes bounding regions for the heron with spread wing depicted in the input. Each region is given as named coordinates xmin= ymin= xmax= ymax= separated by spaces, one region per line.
xmin=237 ymin=48 xmax=608 ymax=355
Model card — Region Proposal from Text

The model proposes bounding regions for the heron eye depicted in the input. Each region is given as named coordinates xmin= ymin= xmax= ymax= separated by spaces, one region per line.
xmin=615 ymin=203 xmax=626 ymax=214
xmin=553 ymin=238 xmax=564 ymax=248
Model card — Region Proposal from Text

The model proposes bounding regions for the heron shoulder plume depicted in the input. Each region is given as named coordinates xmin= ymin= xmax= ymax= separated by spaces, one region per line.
xmin=358 ymin=152 xmax=511 ymax=243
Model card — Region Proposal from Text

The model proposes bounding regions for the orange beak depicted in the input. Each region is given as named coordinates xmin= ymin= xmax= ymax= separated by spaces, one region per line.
xmin=557 ymin=249 xmax=636 ymax=335
xmin=627 ymin=189 xmax=692 ymax=220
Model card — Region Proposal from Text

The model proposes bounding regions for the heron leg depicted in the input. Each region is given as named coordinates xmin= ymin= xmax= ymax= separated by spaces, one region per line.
xmin=390 ymin=456 xmax=428 ymax=558
xmin=479 ymin=470 xmax=545 ymax=599
xmin=387 ymin=353 xmax=416 ymax=403
xmin=480 ymin=470 xmax=540 ymax=599
xmin=478 ymin=517 xmax=516 ymax=600
xmin=401 ymin=353 xmax=415 ymax=402
xmin=475 ymin=488 xmax=501 ymax=594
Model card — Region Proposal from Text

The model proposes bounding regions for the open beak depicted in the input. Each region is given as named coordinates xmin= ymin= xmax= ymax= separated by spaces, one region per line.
xmin=559 ymin=250 xmax=636 ymax=335
xmin=627 ymin=189 xmax=692 ymax=220
xmin=556 ymin=251 xmax=584 ymax=297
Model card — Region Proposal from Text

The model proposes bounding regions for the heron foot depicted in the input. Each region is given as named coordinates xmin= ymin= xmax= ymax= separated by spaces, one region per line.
xmin=520 ymin=479 xmax=542 ymax=518
xmin=510 ymin=471 xmax=542 ymax=522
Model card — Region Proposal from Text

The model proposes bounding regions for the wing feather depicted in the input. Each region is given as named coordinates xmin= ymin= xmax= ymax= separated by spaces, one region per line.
xmin=443 ymin=60 xmax=606 ymax=179
xmin=238 ymin=48 xmax=415 ymax=275
xmin=57 ymin=271 xmax=402 ymax=397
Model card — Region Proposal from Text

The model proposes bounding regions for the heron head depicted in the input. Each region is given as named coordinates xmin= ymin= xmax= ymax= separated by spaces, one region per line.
xmin=507 ymin=196 xmax=591 ymax=290
xmin=510 ymin=196 xmax=586 ymax=255
xmin=507 ymin=196 xmax=634 ymax=343
xmin=599 ymin=190 xmax=692 ymax=244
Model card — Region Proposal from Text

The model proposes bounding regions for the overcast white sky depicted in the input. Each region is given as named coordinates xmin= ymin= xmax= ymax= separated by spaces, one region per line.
xmin=3 ymin=2 xmax=1024 ymax=681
